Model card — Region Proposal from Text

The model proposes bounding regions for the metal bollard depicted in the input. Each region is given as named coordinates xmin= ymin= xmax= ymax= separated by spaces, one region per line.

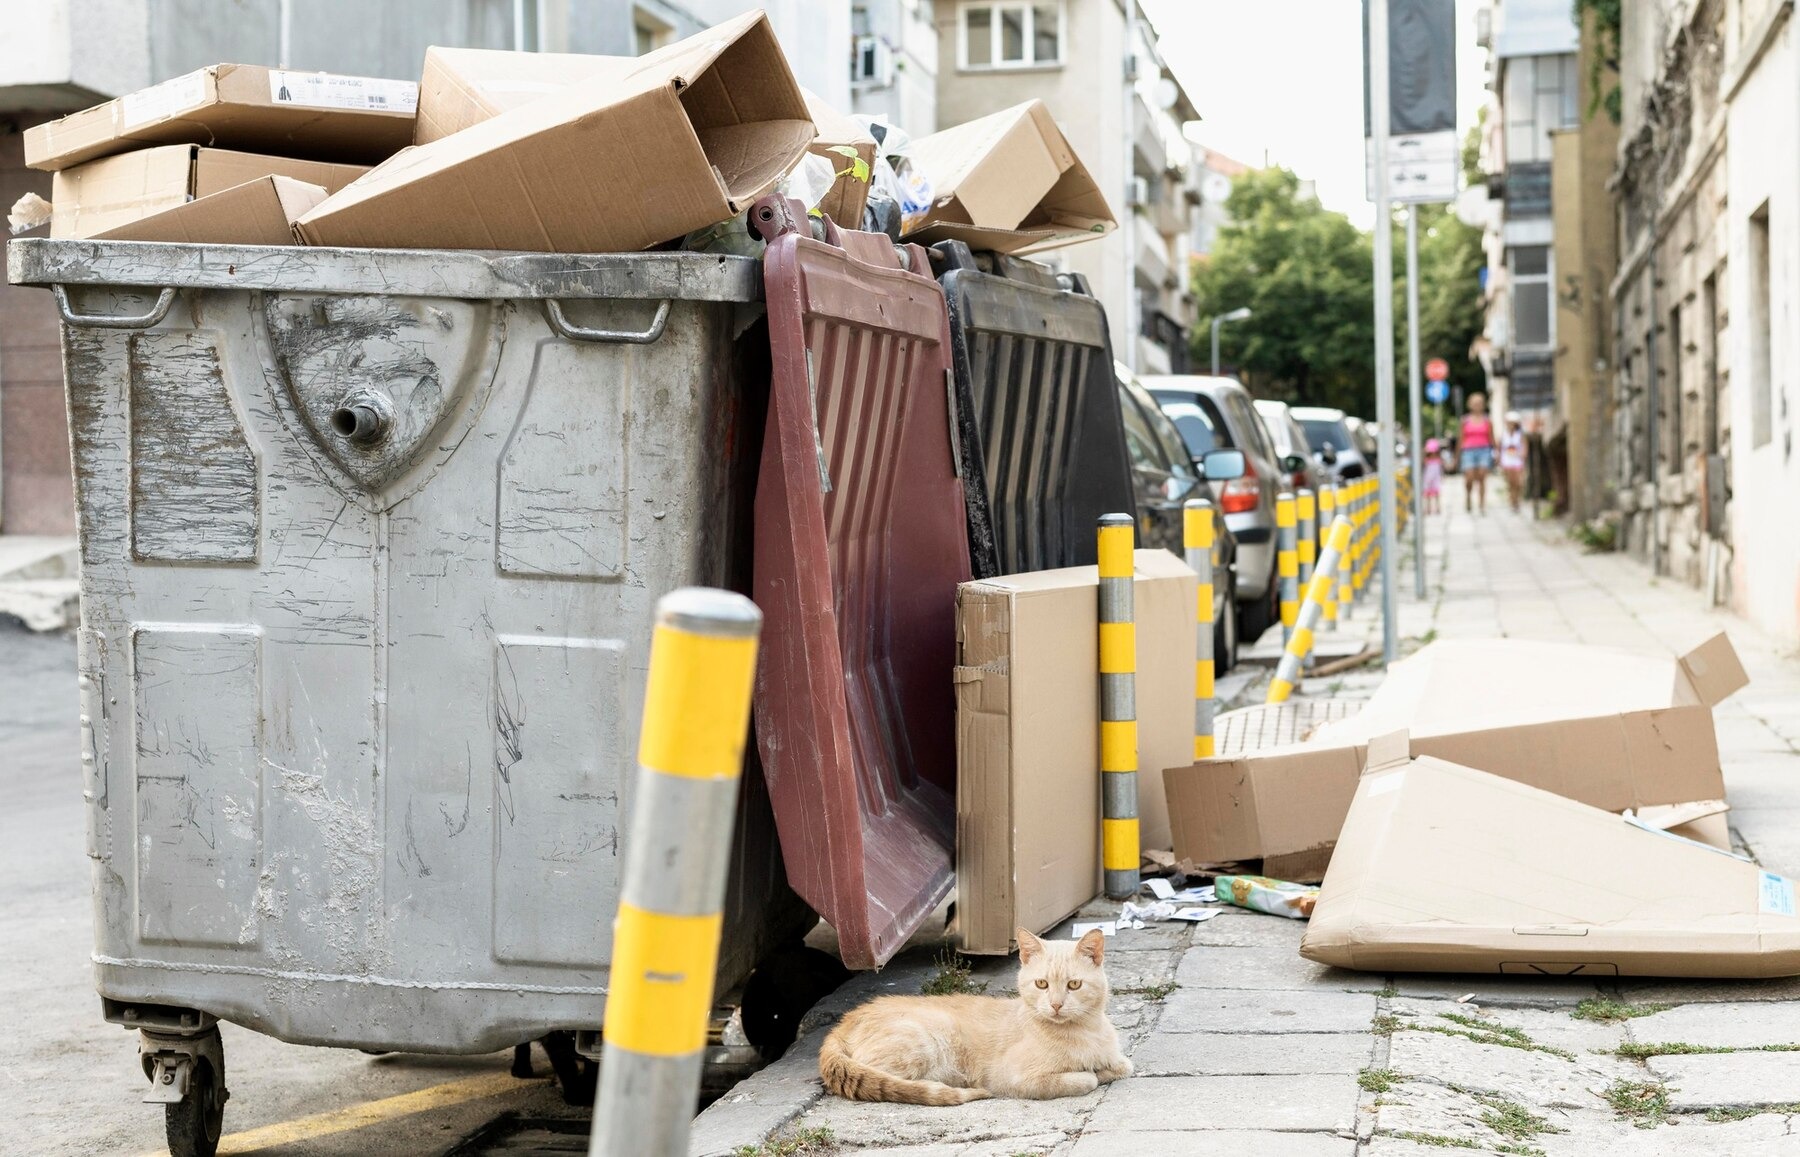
xmin=1276 ymin=492 xmax=1298 ymax=646
xmin=1317 ymin=486 xmax=1339 ymax=631
xmin=591 ymin=588 xmax=763 ymax=1157
xmin=1296 ymin=488 xmax=1317 ymax=591
xmin=1184 ymin=499 xmax=1216 ymax=760
xmin=1337 ymin=484 xmax=1355 ymax=622
xmin=1098 ymin=513 xmax=1139 ymax=900
xmin=1268 ymin=516 xmax=1354 ymax=703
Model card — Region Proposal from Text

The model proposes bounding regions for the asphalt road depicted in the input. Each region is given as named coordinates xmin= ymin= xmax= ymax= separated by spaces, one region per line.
xmin=2 ymin=625 xmax=581 ymax=1157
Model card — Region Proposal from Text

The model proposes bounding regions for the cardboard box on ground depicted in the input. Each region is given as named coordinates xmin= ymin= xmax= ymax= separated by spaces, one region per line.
xmin=49 ymin=146 xmax=365 ymax=240
xmin=414 ymin=43 xmax=876 ymax=229
xmin=1303 ymin=736 xmax=1800 ymax=978
xmin=296 ymin=11 xmax=815 ymax=253
xmin=955 ymin=550 xmax=1194 ymax=955
xmin=1164 ymin=633 xmax=1750 ymax=881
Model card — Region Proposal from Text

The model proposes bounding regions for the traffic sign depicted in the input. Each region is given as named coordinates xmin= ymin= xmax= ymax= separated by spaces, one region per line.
xmin=1426 ymin=378 xmax=1449 ymax=405
xmin=1425 ymin=357 xmax=1449 ymax=381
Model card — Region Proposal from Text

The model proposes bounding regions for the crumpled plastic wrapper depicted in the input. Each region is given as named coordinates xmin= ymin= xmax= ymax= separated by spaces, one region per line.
xmin=8 ymin=192 xmax=51 ymax=236
xmin=1213 ymin=875 xmax=1320 ymax=920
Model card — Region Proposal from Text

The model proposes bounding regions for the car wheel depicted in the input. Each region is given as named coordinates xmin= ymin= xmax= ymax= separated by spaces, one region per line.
xmin=1214 ymin=574 xmax=1239 ymax=673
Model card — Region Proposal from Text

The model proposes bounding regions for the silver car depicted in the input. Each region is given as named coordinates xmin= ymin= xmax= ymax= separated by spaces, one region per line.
xmin=1291 ymin=405 xmax=1371 ymax=482
xmin=1254 ymin=399 xmax=1329 ymax=495
xmin=1145 ymin=375 xmax=1308 ymax=644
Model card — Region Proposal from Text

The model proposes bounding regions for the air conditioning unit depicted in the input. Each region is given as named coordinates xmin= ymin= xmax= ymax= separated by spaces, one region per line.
xmin=853 ymin=35 xmax=894 ymax=87
xmin=1126 ymin=176 xmax=1150 ymax=209
xmin=1475 ymin=7 xmax=1492 ymax=49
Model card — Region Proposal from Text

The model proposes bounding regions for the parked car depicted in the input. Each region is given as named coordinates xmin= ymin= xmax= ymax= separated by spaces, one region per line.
xmin=1345 ymin=415 xmax=1382 ymax=463
xmin=1254 ymin=399 xmax=1329 ymax=495
xmin=1143 ymin=374 xmax=1307 ymax=644
xmin=1291 ymin=405 xmax=1370 ymax=481
xmin=1115 ymin=366 xmax=1243 ymax=671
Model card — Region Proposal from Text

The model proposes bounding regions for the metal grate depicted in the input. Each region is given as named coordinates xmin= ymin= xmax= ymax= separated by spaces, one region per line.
xmin=1213 ymin=699 xmax=1362 ymax=755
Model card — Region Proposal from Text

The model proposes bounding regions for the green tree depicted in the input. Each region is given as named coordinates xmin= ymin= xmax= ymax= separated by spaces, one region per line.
xmin=1190 ymin=168 xmax=1375 ymax=413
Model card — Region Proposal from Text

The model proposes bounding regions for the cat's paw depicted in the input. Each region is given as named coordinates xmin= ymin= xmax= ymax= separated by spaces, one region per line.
xmin=1096 ymin=1055 xmax=1134 ymax=1083
xmin=1064 ymin=1071 xmax=1101 ymax=1096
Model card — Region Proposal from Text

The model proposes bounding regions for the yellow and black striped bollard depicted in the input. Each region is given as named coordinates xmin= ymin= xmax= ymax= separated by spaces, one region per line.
xmin=591 ymin=588 xmax=762 ymax=1157
xmin=1098 ymin=513 xmax=1139 ymax=900
xmin=1276 ymin=492 xmax=1299 ymax=648
xmin=1267 ymin=516 xmax=1355 ymax=703
xmin=1184 ymin=498 xmax=1216 ymax=760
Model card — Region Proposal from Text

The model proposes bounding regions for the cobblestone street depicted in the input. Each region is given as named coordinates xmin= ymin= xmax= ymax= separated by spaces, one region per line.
xmin=701 ymin=483 xmax=1800 ymax=1157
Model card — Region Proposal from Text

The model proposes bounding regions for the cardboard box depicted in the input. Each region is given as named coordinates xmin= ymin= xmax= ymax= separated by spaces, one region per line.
xmin=89 ymin=176 xmax=327 ymax=246
xmin=297 ymin=11 xmax=814 ymax=253
xmin=50 ymin=146 xmax=367 ymax=239
xmin=415 ymin=46 xmax=873 ymax=228
xmin=26 ymin=64 xmax=417 ymax=172
xmin=955 ymin=549 xmax=1195 ymax=955
xmin=1301 ymin=745 xmax=1800 ymax=978
xmin=1164 ymin=634 xmax=1748 ymax=881
xmin=902 ymin=100 xmax=1115 ymax=254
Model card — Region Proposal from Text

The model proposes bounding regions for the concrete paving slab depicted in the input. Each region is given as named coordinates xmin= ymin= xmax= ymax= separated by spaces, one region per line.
xmin=1130 ymin=1031 xmax=1372 ymax=1077
xmin=1187 ymin=910 xmax=1310 ymax=949
xmin=1174 ymin=945 xmax=1387 ymax=992
xmin=795 ymin=1087 xmax=1098 ymax=1150
xmin=1069 ymin=1130 xmax=1356 ymax=1156
xmin=1390 ymin=974 xmax=1604 ymax=1007
xmin=1082 ymin=1073 xmax=1358 ymax=1133
xmin=1385 ymin=1025 xmax=1633 ymax=1109
xmin=1646 ymin=1050 xmax=1800 ymax=1109
xmin=1627 ymin=1001 xmax=1800 ymax=1049
xmin=1157 ymin=989 xmax=1378 ymax=1035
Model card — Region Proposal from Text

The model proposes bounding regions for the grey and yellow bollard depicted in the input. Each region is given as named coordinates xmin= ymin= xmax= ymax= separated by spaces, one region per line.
xmin=1275 ymin=492 xmax=1298 ymax=647
xmin=1337 ymin=484 xmax=1355 ymax=622
xmin=1184 ymin=499 xmax=1216 ymax=760
xmin=1098 ymin=513 xmax=1139 ymax=900
xmin=590 ymin=588 xmax=762 ymax=1157
xmin=1267 ymin=516 xmax=1354 ymax=704
xmin=1317 ymin=485 xmax=1339 ymax=631
xmin=1296 ymin=488 xmax=1317 ymax=592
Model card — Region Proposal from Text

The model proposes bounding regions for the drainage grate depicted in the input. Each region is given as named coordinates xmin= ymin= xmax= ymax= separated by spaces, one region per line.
xmin=1212 ymin=699 xmax=1361 ymax=755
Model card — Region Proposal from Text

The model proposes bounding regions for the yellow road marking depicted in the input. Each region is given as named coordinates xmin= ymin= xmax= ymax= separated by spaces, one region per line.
xmin=146 ymin=1070 xmax=526 ymax=1156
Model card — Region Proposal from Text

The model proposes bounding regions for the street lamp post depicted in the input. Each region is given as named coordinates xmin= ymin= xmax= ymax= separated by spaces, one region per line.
xmin=1210 ymin=307 xmax=1252 ymax=376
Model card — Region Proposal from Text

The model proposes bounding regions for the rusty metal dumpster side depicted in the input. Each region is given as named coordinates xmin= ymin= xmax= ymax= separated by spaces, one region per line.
xmin=749 ymin=200 xmax=970 ymax=970
xmin=8 ymin=238 xmax=812 ymax=1055
xmin=933 ymin=242 xmax=1135 ymax=579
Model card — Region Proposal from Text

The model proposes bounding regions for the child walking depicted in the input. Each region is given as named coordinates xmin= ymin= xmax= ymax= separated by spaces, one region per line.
xmin=1422 ymin=438 xmax=1444 ymax=515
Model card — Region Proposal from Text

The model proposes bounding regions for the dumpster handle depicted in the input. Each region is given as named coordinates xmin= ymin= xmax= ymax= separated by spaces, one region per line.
xmin=53 ymin=285 xmax=176 ymax=330
xmin=542 ymin=298 xmax=670 ymax=344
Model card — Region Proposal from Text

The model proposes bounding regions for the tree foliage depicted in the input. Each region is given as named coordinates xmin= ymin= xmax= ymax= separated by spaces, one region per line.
xmin=1574 ymin=0 xmax=1622 ymax=124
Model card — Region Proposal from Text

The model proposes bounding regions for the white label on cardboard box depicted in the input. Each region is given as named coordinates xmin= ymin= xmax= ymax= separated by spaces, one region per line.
xmin=1760 ymin=871 xmax=1796 ymax=917
xmin=121 ymin=70 xmax=211 ymax=129
xmin=267 ymin=72 xmax=419 ymax=113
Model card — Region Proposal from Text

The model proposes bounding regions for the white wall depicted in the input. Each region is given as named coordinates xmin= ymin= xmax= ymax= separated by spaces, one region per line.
xmin=687 ymin=0 xmax=854 ymax=110
xmin=1725 ymin=16 xmax=1800 ymax=643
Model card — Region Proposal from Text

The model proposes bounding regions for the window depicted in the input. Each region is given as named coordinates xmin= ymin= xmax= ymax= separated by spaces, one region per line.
xmin=1511 ymin=245 xmax=1552 ymax=348
xmin=1503 ymin=54 xmax=1578 ymax=164
xmin=1162 ymin=402 xmax=1218 ymax=457
xmin=1667 ymin=304 xmax=1683 ymax=464
xmin=1750 ymin=202 xmax=1773 ymax=447
xmin=634 ymin=6 xmax=673 ymax=55
xmin=961 ymin=3 xmax=1061 ymax=68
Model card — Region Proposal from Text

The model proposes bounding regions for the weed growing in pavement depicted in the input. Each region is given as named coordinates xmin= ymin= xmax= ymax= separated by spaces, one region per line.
xmin=1605 ymin=1080 xmax=1671 ymax=1128
xmin=1476 ymin=1093 xmax=1562 ymax=1142
xmin=1375 ymin=984 xmax=1400 ymax=998
xmin=1418 ymin=629 xmax=1438 ymax=645
xmin=1572 ymin=998 xmax=1673 ymax=1022
xmin=1372 ymin=1014 xmax=1403 ymax=1036
xmin=1704 ymin=1103 xmax=1800 ymax=1122
xmin=1613 ymin=1041 xmax=1800 ymax=1060
xmin=1359 ymin=1067 xmax=1401 ymax=1093
xmin=1117 ymin=981 xmax=1177 ymax=1002
xmin=1387 ymin=1130 xmax=1545 ymax=1155
xmin=735 ymin=1125 xmax=837 ymax=1156
xmin=1417 ymin=1012 xmax=1576 ymax=1061
xmin=920 ymin=950 xmax=987 ymax=996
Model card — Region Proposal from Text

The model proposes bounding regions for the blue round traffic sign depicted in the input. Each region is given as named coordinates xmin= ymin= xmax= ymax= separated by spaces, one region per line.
xmin=1426 ymin=378 xmax=1449 ymax=405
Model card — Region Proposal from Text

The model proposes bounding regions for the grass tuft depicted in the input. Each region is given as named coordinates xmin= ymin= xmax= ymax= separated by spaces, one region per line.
xmin=1476 ymin=1093 xmax=1562 ymax=1141
xmin=1572 ymin=998 xmax=1672 ymax=1023
xmin=1613 ymin=1040 xmax=1800 ymax=1060
xmin=1411 ymin=1012 xmax=1576 ymax=1061
xmin=1372 ymin=1014 xmax=1403 ymax=1036
xmin=1604 ymin=1080 xmax=1671 ymax=1129
xmin=735 ymin=1125 xmax=837 ymax=1157
xmin=1359 ymin=1067 xmax=1402 ymax=1093
xmin=1704 ymin=1103 xmax=1800 ymax=1123
xmin=1117 ymin=980 xmax=1177 ymax=1002
xmin=920 ymin=950 xmax=987 ymax=997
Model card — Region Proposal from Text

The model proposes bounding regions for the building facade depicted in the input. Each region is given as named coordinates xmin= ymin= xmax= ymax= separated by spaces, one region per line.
xmin=934 ymin=1 xmax=1201 ymax=373
xmin=852 ymin=0 xmax=939 ymax=133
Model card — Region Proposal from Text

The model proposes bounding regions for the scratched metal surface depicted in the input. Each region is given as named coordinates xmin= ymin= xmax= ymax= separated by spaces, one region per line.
xmin=18 ymin=240 xmax=810 ymax=1054
xmin=748 ymin=199 xmax=969 ymax=971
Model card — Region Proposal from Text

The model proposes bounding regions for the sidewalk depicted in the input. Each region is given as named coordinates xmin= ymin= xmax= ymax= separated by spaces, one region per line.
xmin=699 ymin=482 xmax=1800 ymax=1157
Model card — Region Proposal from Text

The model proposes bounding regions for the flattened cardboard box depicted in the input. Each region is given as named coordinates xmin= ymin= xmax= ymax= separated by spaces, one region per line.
xmin=91 ymin=176 xmax=328 ymax=246
xmin=299 ymin=12 xmax=814 ymax=253
xmin=26 ymin=64 xmax=416 ymax=172
xmin=415 ymin=47 xmax=873 ymax=228
xmin=955 ymin=550 xmax=1194 ymax=955
xmin=1164 ymin=633 xmax=1748 ymax=881
xmin=1302 ymin=749 xmax=1800 ymax=978
xmin=903 ymin=100 xmax=1114 ymax=255
xmin=51 ymin=145 xmax=366 ymax=239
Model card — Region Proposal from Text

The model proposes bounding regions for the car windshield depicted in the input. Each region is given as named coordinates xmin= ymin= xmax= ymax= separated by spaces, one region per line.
xmin=1160 ymin=400 xmax=1217 ymax=457
xmin=1299 ymin=418 xmax=1353 ymax=455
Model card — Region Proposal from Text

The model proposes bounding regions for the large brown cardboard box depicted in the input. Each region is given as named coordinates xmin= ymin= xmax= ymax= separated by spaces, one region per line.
xmin=955 ymin=550 xmax=1194 ymax=955
xmin=1302 ymin=743 xmax=1800 ymax=978
xmin=414 ymin=46 xmax=873 ymax=228
xmin=90 ymin=176 xmax=328 ymax=246
xmin=26 ymin=64 xmax=416 ymax=172
xmin=297 ymin=12 xmax=814 ymax=253
xmin=50 ymin=146 xmax=366 ymax=239
xmin=903 ymin=100 xmax=1114 ymax=254
xmin=1164 ymin=633 xmax=1748 ymax=881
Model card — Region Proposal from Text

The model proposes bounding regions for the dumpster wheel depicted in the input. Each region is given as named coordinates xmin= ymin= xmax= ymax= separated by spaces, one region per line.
xmin=144 ymin=1026 xmax=227 ymax=1157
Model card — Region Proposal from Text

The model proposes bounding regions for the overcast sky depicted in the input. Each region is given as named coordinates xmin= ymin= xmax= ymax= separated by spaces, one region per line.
xmin=1142 ymin=0 xmax=1490 ymax=228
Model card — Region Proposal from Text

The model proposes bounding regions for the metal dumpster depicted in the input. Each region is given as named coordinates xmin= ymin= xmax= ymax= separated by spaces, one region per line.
xmin=747 ymin=199 xmax=971 ymax=970
xmin=932 ymin=242 xmax=1136 ymax=579
xmin=8 ymin=238 xmax=813 ymax=1147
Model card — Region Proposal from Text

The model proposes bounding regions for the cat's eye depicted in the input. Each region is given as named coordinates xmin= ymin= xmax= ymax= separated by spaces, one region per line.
xmin=1035 ymin=979 xmax=1049 ymax=989
xmin=1067 ymin=980 xmax=1082 ymax=990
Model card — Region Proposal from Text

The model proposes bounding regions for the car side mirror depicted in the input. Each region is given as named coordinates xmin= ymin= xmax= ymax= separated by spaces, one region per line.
xmin=1317 ymin=442 xmax=1338 ymax=465
xmin=1201 ymin=449 xmax=1246 ymax=481
xmin=1280 ymin=454 xmax=1308 ymax=476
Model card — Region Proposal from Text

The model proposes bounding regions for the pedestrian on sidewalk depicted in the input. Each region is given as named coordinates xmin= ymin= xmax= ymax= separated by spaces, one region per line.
xmin=1457 ymin=392 xmax=1496 ymax=514
xmin=1499 ymin=411 xmax=1527 ymax=512
xmin=1422 ymin=437 xmax=1444 ymax=514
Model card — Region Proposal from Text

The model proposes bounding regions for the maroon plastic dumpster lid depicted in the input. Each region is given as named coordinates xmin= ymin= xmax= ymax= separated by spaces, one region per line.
xmin=749 ymin=196 xmax=971 ymax=970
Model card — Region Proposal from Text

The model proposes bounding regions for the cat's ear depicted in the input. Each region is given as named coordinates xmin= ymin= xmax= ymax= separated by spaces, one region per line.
xmin=1075 ymin=928 xmax=1106 ymax=965
xmin=1016 ymin=928 xmax=1042 ymax=963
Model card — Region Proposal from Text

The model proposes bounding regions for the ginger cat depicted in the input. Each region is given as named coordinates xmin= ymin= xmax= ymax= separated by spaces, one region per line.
xmin=818 ymin=927 xmax=1132 ymax=1104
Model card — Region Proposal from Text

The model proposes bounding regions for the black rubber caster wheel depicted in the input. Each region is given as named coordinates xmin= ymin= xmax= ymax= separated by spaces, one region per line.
xmin=163 ymin=1056 xmax=225 ymax=1157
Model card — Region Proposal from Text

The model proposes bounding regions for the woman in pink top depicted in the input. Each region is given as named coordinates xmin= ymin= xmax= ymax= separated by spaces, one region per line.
xmin=1458 ymin=392 xmax=1495 ymax=514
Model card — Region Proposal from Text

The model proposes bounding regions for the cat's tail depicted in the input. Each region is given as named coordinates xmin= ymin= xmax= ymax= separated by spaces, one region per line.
xmin=818 ymin=1032 xmax=991 ymax=1106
